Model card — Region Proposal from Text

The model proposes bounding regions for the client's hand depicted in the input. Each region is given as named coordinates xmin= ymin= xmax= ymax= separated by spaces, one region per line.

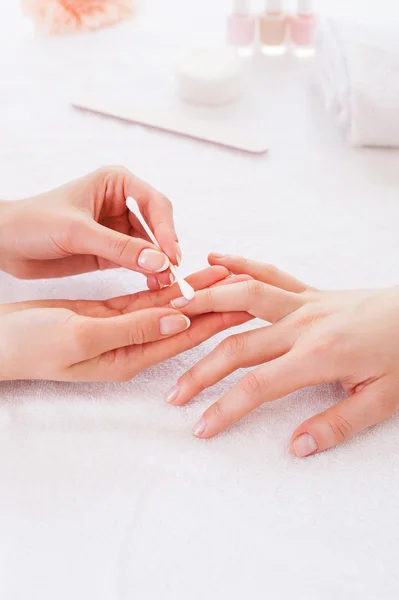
xmin=0 ymin=267 xmax=249 ymax=382
xmin=167 ymin=254 xmax=399 ymax=457
xmin=0 ymin=167 xmax=179 ymax=290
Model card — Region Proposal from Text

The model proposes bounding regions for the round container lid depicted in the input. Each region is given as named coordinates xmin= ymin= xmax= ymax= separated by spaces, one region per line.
xmin=175 ymin=45 xmax=243 ymax=106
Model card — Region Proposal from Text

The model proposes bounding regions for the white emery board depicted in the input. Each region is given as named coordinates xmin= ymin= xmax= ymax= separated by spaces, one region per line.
xmin=71 ymin=94 xmax=268 ymax=155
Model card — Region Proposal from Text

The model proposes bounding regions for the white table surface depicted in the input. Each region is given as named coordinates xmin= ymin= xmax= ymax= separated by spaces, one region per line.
xmin=1 ymin=1 xmax=399 ymax=599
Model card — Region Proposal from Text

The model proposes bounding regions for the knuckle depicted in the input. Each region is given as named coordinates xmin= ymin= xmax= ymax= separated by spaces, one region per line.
xmin=182 ymin=326 xmax=198 ymax=350
xmin=293 ymin=309 xmax=318 ymax=329
xmin=261 ymin=263 xmax=278 ymax=280
xmin=185 ymin=366 xmax=205 ymax=393
xmin=291 ymin=303 xmax=322 ymax=329
xmin=112 ymin=235 xmax=133 ymax=261
xmin=309 ymin=331 xmax=340 ymax=359
xmin=99 ymin=165 xmax=130 ymax=179
xmin=102 ymin=348 xmax=138 ymax=382
xmin=68 ymin=318 xmax=92 ymax=356
xmin=212 ymin=401 xmax=226 ymax=422
xmin=246 ymin=279 xmax=266 ymax=300
xmin=202 ymin=286 xmax=214 ymax=309
xmin=129 ymin=322 xmax=147 ymax=346
xmin=95 ymin=166 xmax=132 ymax=195
xmin=239 ymin=371 xmax=265 ymax=396
xmin=220 ymin=334 xmax=245 ymax=359
xmin=326 ymin=414 xmax=353 ymax=443
xmin=159 ymin=194 xmax=173 ymax=210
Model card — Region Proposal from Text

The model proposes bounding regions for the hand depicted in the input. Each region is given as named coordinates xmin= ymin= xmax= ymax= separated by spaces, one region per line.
xmin=0 ymin=166 xmax=179 ymax=289
xmin=0 ymin=266 xmax=249 ymax=382
xmin=166 ymin=254 xmax=399 ymax=457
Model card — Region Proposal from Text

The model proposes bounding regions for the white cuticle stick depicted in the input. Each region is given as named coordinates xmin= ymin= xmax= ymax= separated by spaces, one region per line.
xmin=126 ymin=197 xmax=195 ymax=301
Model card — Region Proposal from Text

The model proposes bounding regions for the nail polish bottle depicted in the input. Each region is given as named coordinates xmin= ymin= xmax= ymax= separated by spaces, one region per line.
xmin=290 ymin=0 xmax=318 ymax=57
xmin=227 ymin=0 xmax=256 ymax=58
xmin=259 ymin=0 xmax=288 ymax=56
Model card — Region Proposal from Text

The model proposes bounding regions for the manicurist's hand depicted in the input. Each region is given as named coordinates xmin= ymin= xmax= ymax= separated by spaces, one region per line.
xmin=0 ymin=167 xmax=179 ymax=290
xmin=167 ymin=254 xmax=399 ymax=457
xmin=0 ymin=267 xmax=249 ymax=382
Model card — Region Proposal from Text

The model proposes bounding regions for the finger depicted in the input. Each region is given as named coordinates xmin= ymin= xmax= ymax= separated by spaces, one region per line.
xmin=146 ymin=275 xmax=161 ymax=292
xmin=171 ymin=279 xmax=304 ymax=322
xmin=208 ymin=254 xmax=309 ymax=293
xmin=71 ymin=308 xmax=190 ymax=361
xmin=211 ymin=274 xmax=252 ymax=288
xmin=192 ymin=351 xmax=317 ymax=439
xmin=78 ymin=221 xmax=170 ymax=274
xmin=68 ymin=311 xmax=251 ymax=381
xmin=125 ymin=175 xmax=180 ymax=266
xmin=114 ymin=266 xmax=230 ymax=313
xmin=0 ymin=267 xmax=231 ymax=319
xmin=290 ymin=379 xmax=393 ymax=458
xmin=167 ymin=323 xmax=296 ymax=406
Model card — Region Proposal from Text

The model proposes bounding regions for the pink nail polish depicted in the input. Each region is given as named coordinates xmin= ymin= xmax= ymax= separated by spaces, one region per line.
xmin=166 ymin=384 xmax=180 ymax=404
xmin=293 ymin=433 xmax=318 ymax=458
xmin=192 ymin=417 xmax=207 ymax=437
xmin=227 ymin=0 xmax=256 ymax=58
xmin=260 ymin=0 xmax=288 ymax=56
xmin=290 ymin=0 xmax=318 ymax=58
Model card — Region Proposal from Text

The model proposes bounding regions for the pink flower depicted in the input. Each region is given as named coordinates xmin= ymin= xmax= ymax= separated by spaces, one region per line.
xmin=22 ymin=0 xmax=135 ymax=34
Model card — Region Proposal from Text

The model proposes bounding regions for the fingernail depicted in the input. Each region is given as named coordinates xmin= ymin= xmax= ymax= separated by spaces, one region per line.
xmin=138 ymin=249 xmax=170 ymax=273
xmin=210 ymin=253 xmax=225 ymax=259
xmin=169 ymin=271 xmax=176 ymax=284
xmin=171 ymin=296 xmax=190 ymax=308
xmin=293 ymin=433 xmax=318 ymax=458
xmin=175 ymin=244 xmax=182 ymax=266
xmin=166 ymin=384 xmax=180 ymax=404
xmin=160 ymin=314 xmax=190 ymax=336
xmin=192 ymin=417 xmax=207 ymax=437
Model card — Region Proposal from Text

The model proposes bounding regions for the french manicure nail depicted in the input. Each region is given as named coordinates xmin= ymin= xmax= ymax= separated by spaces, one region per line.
xmin=160 ymin=315 xmax=190 ymax=336
xmin=171 ymin=296 xmax=190 ymax=308
xmin=166 ymin=384 xmax=180 ymax=404
xmin=192 ymin=417 xmax=207 ymax=437
xmin=293 ymin=433 xmax=318 ymax=458
xmin=138 ymin=249 xmax=170 ymax=273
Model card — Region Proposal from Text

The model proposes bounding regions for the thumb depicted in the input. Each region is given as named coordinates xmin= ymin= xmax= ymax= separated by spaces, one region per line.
xmin=78 ymin=222 xmax=170 ymax=274
xmin=290 ymin=380 xmax=393 ymax=457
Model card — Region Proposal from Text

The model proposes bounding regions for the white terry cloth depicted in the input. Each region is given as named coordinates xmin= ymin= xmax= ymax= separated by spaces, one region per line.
xmin=317 ymin=19 xmax=399 ymax=147
xmin=2 ymin=0 xmax=399 ymax=599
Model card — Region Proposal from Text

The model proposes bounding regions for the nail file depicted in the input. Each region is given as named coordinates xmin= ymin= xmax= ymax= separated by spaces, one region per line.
xmin=126 ymin=197 xmax=195 ymax=301
xmin=71 ymin=95 xmax=268 ymax=154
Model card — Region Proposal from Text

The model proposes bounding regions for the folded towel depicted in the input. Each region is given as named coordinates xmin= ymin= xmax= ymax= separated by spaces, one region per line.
xmin=317 ymin=19 xmax=399 ymax=147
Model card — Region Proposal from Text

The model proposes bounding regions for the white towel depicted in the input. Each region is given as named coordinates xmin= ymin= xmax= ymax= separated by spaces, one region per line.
xmin=3 ymin=1 xmax=399 ymax=597
xmin=317 ymin=19 xmax=399 ymax=147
